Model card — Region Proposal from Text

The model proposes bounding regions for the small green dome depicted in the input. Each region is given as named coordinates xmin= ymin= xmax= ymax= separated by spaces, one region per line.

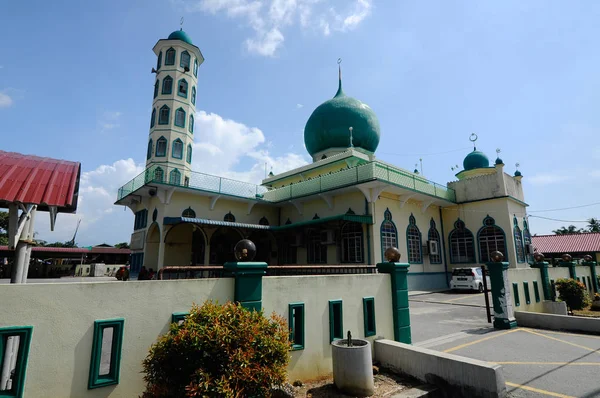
xmin=168 ymin=29 xmax=193 ymax=44
xmin=495 ymin=157 xmax=503 ymax=165
xmin=304 ymin=78 xmax=380 ymax=157
xmin=463 ymin=149 xmax=490 ymax=170
xmin=514 ymin=170 xmax=522 ymax=177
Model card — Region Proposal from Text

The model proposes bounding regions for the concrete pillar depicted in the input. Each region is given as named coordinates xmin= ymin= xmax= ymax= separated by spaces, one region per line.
xmin=487 ymin=251 xmax=517 ymax=329
xmin=157 ymin=237 xmax=166 ymax=270
xmin=558 ymin=254 xmax=576 ymax=279
xmin=377 ymin=248 xmax=411 ymax=344
xmin=583 ymin=255 xmax=599 ymax=293
xmin=223 ymin=261 xmax=267 ymax=311
xmin=531 ymin=253 xmax=551 ymax=301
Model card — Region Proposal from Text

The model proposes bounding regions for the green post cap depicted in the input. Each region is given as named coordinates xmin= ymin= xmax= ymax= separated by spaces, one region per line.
xmin=463 ymin=148 xmax=490 ymax=170
xmin=168 ymin=29 xmax=193 ymax=45
xmin=304 ymin=69 xmax=380 ymax=157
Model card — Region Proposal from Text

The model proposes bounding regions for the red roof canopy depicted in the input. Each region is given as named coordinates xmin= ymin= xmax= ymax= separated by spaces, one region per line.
xmin=532 ymin=233 xmax=600 ymax=254
xmin=0 ymin=150 xmax=80 ymax=212
xmin=0 ymin=246 xmax=131 ymax=254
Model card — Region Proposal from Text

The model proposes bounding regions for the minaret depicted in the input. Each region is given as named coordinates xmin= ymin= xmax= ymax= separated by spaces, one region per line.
xmin=146 ymin=27 xmax=204 ymax=186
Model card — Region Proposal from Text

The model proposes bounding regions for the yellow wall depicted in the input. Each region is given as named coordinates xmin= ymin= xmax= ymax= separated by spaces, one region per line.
xmin=268 ymin=161 xmax=350 ymax=188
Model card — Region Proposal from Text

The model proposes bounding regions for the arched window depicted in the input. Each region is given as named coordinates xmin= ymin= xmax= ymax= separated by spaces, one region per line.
xmin=191 ymin=86 xmax=196 ymax=105
xmin=162 ymin=75 xmax=173 ymax=94
xmin=380 ymin=208 xmax=398 ymax=260
xmin=169 ymin=169 xmax=181 ymax=185
xmin=513 ymin=216 xmax=525 ymax=263
xmin=147 ymin=140 xmax=153 ymax=160
xmin=178 ymin=78 xmax=188 ymax=98
xmin=180 ymin=50 xmax=190 ymax=69
xmin=153 ymin=167 xmax=164 ymax=183
xmin=158 ymin=105 xmax=170 ymax=125
xmin=153 ymin=80 xmax=159 ymax=98
xmin=428 ymin=218 xmax=442 ymax=264
xmin=342 ymin=222 xmax=363 ymax=263
xmin=523 ymin=218 xmax=533 ymax=263
xmin=155 ymin=136 xmax=167 ymax=157
xmin=478 ymin=216 xmax=506 ymax=263
xmin=182 ymin=207 xmax=196 ymax=218
xmin=407 ymin=214 xmax=422 ymax=264
xmin=307 ymin=230 xmax=326 ymax=264
xmin=224 ymin=211 xmax=236 ymax=222
xmin=157 ymin=51 xmax=162 ymax=70
xmin=449 ymin=219 xmax=475 ymax=263
xmin=189 ymin=114 xmax=194 ymax=133
xmin=175 ymin=108 xmax=186 ymax=128
xmin=165 ymin=48 xmax=175 ymax=65
xmin=150 ymin=108 xmax=156 ymax=128
xmin=193 ymin=58 xmax=198 ymax=77
xmin=259 ymin=216 xmax=269 ymax=226
xmin=186 ymin=144 xmax=192 ymax=164
xmin=172 ymin=139 xmax=183 ymax=159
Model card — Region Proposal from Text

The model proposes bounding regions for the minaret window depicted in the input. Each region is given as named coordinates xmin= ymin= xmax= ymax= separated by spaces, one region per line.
xmin=147 ymin=140 xmax=153 ymax=160
xmin=158 ymin=105 xmax=170 ymax=125
xmin=165 ymin=48 xmax=175 ymax=65
xmin=180 ymin=51 xmax=191 ymax=70
xmin=186 ymin=144 xmax=192 ymax=164
xmin=169 ymin=169 xmax=181 ymax=185
xmin=191 ymin=86 xmax=196 ymax=105
xmin=407 ymin=214 xmax=423 ymax=264
xmin=157 ymin=51 xmax=162 ymax=70
xmin=154 ymin=167 xmax=164 ymax=182
xmin=156 ymin=137 xmax=167 ymax=157
xmin=178 ymin=79 xmax=188 ymax=98
xmin=175 ymin=108 xmax=186 ymax=128
xmin=172 ymin=139 xmax=183 ymax=159
xmin=153 ymin=80 xmax=159 ymax=98
xmin=162 ymin=76 xmax=173 ymax=95
xmin=150 ymin=108 xmax=156 ymax=128
xmin=189 ymin=115 xmax=194 ymax=133
xmin=193 ymin=58 xmax=198 ymax=77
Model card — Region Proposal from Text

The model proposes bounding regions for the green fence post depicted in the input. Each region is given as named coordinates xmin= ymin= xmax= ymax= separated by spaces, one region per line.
xmin=531 ymin=252 xmax=552 ymax=301
xmin=377 ymin=248 xmax=411 ymax=344
xmin=223 ymin=239 xmax=267 ymax=311
xmin=583 ymin=255 xmax=599 ymax=293
xmin=558 ymin=253 xmax=576 ymax=280
xmin=487 ymin=251 xmax=517 ymax=329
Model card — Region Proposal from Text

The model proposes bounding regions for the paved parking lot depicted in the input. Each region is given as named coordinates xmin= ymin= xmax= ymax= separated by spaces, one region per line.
xmin=410 ymin=292 xmax=600 ymax=397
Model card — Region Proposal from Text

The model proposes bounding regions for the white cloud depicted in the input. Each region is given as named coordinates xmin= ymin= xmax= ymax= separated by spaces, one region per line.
xmin=528 ymin=173 xmax=572 ymax=185
xmin=589 ymin=170 xmax=600 ymax=178
xmin=296 ymin=103 xmax=304 ymax=109
xmin=0 ymin=92 xmax=13 ymax=108
xmin=98 ymin=111 xmax=122 ymax=132
xmin=177 ymin=0 xmax=372 ymax=56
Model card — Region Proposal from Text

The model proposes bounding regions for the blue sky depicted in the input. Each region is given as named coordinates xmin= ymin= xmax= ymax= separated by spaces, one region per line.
xmin=2 ymin=0 xmax=600 ymax=246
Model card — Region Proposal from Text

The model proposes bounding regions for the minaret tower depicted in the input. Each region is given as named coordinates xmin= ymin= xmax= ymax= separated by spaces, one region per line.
xmin=146 ymin=25 xmax=204 ymax=186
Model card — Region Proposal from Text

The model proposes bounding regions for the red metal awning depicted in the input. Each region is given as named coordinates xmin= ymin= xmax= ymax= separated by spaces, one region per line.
xmin=531 ymin=233 xmax=600 ymax=255
xmin=0 ymin=150 xmax=80 ymax=212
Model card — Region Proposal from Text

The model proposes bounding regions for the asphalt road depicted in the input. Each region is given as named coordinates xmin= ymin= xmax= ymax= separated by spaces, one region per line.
xmin=410 ymin=292 xmax=600 ymax=397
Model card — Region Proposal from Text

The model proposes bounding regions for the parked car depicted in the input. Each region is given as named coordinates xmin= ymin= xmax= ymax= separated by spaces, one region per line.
xmin=115 ymin=266 xmax=130 ymax=281
xmin=450 ymin=267 xmax=490 ymax=292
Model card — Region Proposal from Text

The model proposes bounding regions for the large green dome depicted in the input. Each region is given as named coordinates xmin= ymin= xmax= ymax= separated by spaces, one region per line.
xmin=168 ymin=29 xmax=193 ymax=45
xmin=304 ymin=78 xmax=380 ymax=157
xmin=463 ymin=149 xmax=490 ymax=170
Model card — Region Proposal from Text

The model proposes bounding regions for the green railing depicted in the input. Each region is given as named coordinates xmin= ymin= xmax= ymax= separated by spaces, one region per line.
xmin=117 ymin=162 xmax=456 ymax=203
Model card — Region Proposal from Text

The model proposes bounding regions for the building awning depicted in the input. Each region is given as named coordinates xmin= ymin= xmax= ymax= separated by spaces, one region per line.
xmin=532 ymin=233 xmax=600 ymax=255
xmin=163 ymin=214 xmax=373 ymax=231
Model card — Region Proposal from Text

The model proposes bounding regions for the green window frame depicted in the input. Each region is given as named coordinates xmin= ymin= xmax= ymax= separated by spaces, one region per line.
xmin=172 ymin=138 xmax=183 ymax=159
xmin=174 ymin=108 xmax=186 ymax=128
xmin=153 ymin=80 xmax=159 ymax=99
xmin=88 ymin=319 xmax=124 ymax=389
xmin=380 ymin=208 xmax=398 ymax=261
xmin=191 ymin=86 xmax=196 ymax=105
xmin=406 ymin=214 xmax=423 ymax=264
xmin=193 ymin=58 xmax=198 ymax=77
xmin=189 ymin=114 xmax=194 ymax=133
xmin=171 ymin=312 xmax=188 ymax=325
xmin=180 ymin=50 xmax=190 ymax=69
xmin=428 ymin=218 xmax=442 ymax=264
xmin=513 ymin=217 xmax=525 ymax=264
xmin=150 ymin=108 xmax=156 ymax=128
xmin=513 ymin=282 xmax=520 ymax=307
xmin=177 ymin=78 xmax=188 ymax=98
xmin=0 ymin=326 xmax=33 ymax=398
xmin=328 ymin=299 xmax=343 ymax=342
xmin=134 ymin=209 xmax=148 ymax=230
xmin=161 ymin=75 xmax=173 ymax=95
xmin=153 ymin=167 xmax=164 ymax=183
xmin=165 ymin=47 xmax=175 ymax=65
xmin=477 ymin=216 xmax=507 ymax=263
xmin=156 ymin=136 xmax=167 ymax=157
xmin=186 ymin=144 xmax=192 ymax=164
xmin=523 ymin=281 xmax=531 ymax=304
xmin=157 ymin=51 xmax=162 ymax=70
xmin=363 ymin=297 xmax=376 ymax=337
xmin=147 ymin=140 xmax=152 ymax=160
xmin=158 ymin=105 xmax=170 ymax=125
xmin=449 ymin=219 xmax=476 ymax=263
xmin=288 ymin=303 xmax=305 ymax=350
xmin=169 ymin=169 xmax=181 ymax=185
xmin=533 ymin=280 xmax=541 ymax=303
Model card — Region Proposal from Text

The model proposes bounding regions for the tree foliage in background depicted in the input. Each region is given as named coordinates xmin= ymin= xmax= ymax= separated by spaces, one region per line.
xmin=0 ymin=211 xmax=8 ymax=246
xmin=555 ymin=278 xmax=590 ymax=311
xmin=553 ymin=218 xmax=600 ymax=235
xmin=142 ymin=301 xmax=290 ymax=398
xmin=114 ymin=242 xmax=130 ymax=249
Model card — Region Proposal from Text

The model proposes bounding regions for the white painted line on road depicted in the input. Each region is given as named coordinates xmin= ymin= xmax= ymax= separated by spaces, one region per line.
xmin=506 ymin=381 xmax=575 ymax=398
xmin=415 ymin=328 xmax=494 ymax=349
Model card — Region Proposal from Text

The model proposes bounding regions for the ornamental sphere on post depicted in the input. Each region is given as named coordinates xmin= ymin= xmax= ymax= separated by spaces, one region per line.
xmin=490 ymin=251 xmax=504 ymax=263
xmin=384 ymin=247 xmax=401 ymax=263
xmin=561 ymin=253 xmax=573 ymax=262
xmin=234 ymin=239 xmax=257 ymax=262
xmin=533 ymin=252 xmax=545 ymax=263
xmin=583 ymin=254 xmax=593 ymax=262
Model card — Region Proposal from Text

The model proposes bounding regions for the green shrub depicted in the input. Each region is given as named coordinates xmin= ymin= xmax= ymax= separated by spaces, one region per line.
xmin=555 ymin=278 xmax=591 ymax=311
xmin=141 ymin=301 xmax=290 ymax=398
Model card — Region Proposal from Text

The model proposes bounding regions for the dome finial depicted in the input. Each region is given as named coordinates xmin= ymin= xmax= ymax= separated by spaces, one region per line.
xmin=180 ymin=17 xmax=184 ymax=30
xmin=335 ymin=58 xmax=344 ymax=98
xmin=469 ymin=133 xmax=478 ymax=151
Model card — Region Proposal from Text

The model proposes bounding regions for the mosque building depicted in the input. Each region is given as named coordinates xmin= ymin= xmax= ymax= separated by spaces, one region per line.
xmin=115 ymin=29 xmax=531 ymax=290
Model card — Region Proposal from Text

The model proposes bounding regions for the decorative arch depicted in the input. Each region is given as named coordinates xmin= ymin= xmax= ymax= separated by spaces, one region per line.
xmin=182 ymin=207 xmax=196 ymax=218
xmin=180 ymin=50 xmax=191 ymax=69
xmin=186 ymin=144 xmax=192 ymax=164
xmin=162 ymin=75 xmax=173 ymax=95
xmin=224 ymin=211 xmax=236 ymax=222
xmin=153 ymin=166 xmax=164 ymax=183
xmin=174 ymin=107 xmax=186 ymax=128
xmin=428 ymin=218 xmax=442 ymax=264
xmin=164 ymin=222 xmax=207 ymax=266
xmin=449 ymin=219 xmax=475 ymax=263
xmin=145 ymin=222 xmax=161 ymax=270
xmin=259 ymin=216 xmax=269 ymax=226
xmin=406 ymin=214 xmax=422 ymax=264
xmin=157 ymin=51 xmax=162 ymax=70
xmin=342 ymin=222 xmax=363 ymax=263
xmin=155 ymin=136 xmax=167 ymax=157
xmin=191 ymin=86 xmax=196 ymax=105
xmin=523 ymin=218 xmax=533 ymax=263
xmin=513 ymin=216 xmax=525 ymax=263
xmin=153 ymin=80 xmax=159 ymax=98
xmin=165 ymin=47 xmax=175 ymax=65
xmin=177 ymin=78 xmax=188 ymax=98
xmin=150 ymin=108 xmax=156 ymax=128
xmin=380 ymin=208 xmax=398 ymax=260
xmin=169 ymin=169 xmax=181 ymax=185
xmin=477 ymin=215 xmax=507 ymax=263
xmin=147 ymin=139 xmax=153 ymax=160
xmin=189 ymin=114 xmax=194 ymax=133
xmin=209 ymin=227 xmax=243 ymax=264
xmin=172 ymin=138 xmax=183 ymax=159
xmin=193 ymin=58 xmax=198 ymax=77
xmin=158 ymin=105 xmax=170 ymax=125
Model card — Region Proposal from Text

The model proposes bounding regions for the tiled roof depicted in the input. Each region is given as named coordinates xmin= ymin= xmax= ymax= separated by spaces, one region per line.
xmin=0 ymin=246 xmax=131 ymax=254
xmin=0 ymin=150 xmax=80 ymax=212
xmin=532 ymin=233 xmax=600 ymax=254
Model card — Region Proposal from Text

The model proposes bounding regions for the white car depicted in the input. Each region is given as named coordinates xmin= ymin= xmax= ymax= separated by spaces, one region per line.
xmin=450 ymin=267 xmax=490 ymax=293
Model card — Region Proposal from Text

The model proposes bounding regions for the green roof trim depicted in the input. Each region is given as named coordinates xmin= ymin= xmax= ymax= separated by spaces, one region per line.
xmin=273 ymin=214 xmax=372 ymax=231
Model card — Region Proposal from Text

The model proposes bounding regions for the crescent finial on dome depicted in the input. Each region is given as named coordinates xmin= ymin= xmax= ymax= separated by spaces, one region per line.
xmin=335 ymin=58 xmax=344 ymax=98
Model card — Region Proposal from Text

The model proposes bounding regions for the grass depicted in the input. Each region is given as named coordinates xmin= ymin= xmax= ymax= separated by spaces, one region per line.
xmin=572 ymin=301 xmax=600 ymax=318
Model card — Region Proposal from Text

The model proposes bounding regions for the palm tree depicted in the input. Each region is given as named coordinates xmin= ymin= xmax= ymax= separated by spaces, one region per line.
xmin=553 ymin=225 xmax=583 ymax=235
xmin=587 ymin=218 xmax=600 ymax=233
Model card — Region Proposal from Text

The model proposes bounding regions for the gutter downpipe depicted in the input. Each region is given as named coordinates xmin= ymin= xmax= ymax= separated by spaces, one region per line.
xmin=365 ymin=199 xmax=372 ymax=265
xmin=439 ymin=207 xmax=449 ymax=288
